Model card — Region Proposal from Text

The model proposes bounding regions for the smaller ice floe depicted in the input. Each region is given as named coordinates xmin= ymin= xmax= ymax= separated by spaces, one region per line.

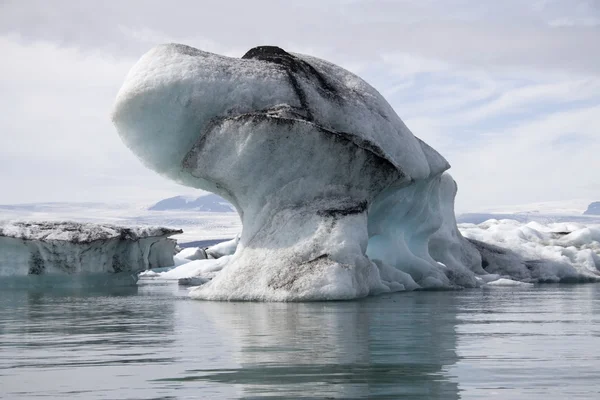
xmin=460 ymin=219 xmax=600 ymax=283
xmin=171 ymin=235 xmax=239 ymax=264
xmin=139 ymin=256 xmax=231 ymax=285
xmin=138 ymin=238 xmax=238 ymax=285
xmin=176 ymin=247 xmax=208 ymax=262
xmin=475 ymin=274 xmax=503 ymax=283
xmin=485 ymin=278 xmax=534 ymax=287
xmin=159 ymin=257 xmax=229 ymax=279
xmin=0 ymin=221 xmax=181 ymax=277
xmin=0 ymin=221 xmax=181 ymax=288
xmin=205 ymin=235 xmax=240 ymax=259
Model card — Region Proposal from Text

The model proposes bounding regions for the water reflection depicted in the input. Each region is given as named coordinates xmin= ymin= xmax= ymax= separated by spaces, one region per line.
xmin=4 ymin=284 xmax=599 ymax=399
xmin=451 ymin=285 xmax=600 ymax=399
xmin=162 ymin=291 xmax=461 ymax=399
xmin=0 ymin=286 xmax=178 ymax=399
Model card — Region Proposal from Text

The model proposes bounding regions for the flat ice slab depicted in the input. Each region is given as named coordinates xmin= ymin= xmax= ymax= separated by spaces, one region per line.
xmin=485 ymin=278 xmax=535 ymax=287
xmin=0 ymin=221 xmax=181 ymax=277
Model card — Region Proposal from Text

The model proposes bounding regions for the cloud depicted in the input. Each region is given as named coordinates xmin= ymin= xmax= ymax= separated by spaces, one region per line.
xmin=1 ymin=0 xmax=598 ymax=72
xmin=363 ymin=47 xmax=600 ymax=211
xmin=448 ymin=104 xmax=600 ymax=211
xmin=0 ymin=0 xmax=598 ymax=210
xmin=0 ymin=35 xmax=203 ymax=204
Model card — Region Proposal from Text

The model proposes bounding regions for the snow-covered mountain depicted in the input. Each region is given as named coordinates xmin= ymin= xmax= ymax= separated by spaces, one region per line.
xmin=148 ymin=194 xmax=234 ymax=212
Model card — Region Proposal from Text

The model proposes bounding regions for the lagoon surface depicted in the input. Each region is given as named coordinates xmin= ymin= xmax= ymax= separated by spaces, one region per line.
xmin=1 ymin=283 xmax=599 ymax=399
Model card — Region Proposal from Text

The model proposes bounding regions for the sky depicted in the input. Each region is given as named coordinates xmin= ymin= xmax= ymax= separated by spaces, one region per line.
xmin=0 ymin=0 xmax=599 ymax=212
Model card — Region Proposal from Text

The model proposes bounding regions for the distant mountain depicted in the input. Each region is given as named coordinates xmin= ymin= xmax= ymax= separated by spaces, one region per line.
xmin=148 ymin=194 xmax=235 ymax=212
xmin=583 ymin=202 xmax=600 ymax=215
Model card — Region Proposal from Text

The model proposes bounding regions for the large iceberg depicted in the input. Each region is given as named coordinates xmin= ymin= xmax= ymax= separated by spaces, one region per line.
xmin=112 ymin=44 xmax=599 ymax=300
xmin=0 ymin=221 xmax=180 ymax=277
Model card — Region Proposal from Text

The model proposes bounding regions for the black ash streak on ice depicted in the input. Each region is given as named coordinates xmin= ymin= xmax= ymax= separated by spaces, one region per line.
xmin=242 ymin=45 xmax=338 ymax=122
xmin=183 ymin=45 xmax=400 ymax=192
xmin=317 ymin=200 xmax=368 ymax=218
xmin=240 ymin=46 xmax=399 ymax=169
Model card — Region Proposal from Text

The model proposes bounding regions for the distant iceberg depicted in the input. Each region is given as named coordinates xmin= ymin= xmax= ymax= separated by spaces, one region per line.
xmin=0 ymin=221 xmax=180 ymax=282
xmin=113 ymin=44 xmax=600 ymax=300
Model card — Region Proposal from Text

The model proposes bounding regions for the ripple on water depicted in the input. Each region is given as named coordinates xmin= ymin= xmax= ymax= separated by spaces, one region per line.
xmin=0 ymin=283 xmax=599 ymax=399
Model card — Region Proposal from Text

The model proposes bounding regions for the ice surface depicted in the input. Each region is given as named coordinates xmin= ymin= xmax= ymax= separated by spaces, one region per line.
xmin=112 ymin=44 xmax=447 ymax=188
xmin=485 ymin=278 xmax=535 ymax=287
xmin=176 ymin=246 xmax=207 ymax=261
xmin=460 ymin=219 xmax=600 ymax=283
xmin=140 ymin=238 xmax=239 ymax=283
xmin=140 ymin=256 xmax=230 ymax=281
xmin=0 ymin=221 xmax=176 ymax=242
xmin=205 ymin=235 xmax=239 ymax=259
xmin=113 ymin=44 xmax=599 ymax=301
xmin=0 ymin=221 xmax=180 ymax=277
xmin=366 ymin=173 xmax=483 ymax=290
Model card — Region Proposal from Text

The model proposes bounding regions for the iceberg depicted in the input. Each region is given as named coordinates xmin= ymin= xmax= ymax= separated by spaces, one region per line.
xmin=112 ymin=44 xmax=599 ymax=300
xmin=0 ymin=221 xmax=180 ymax=278
xmin=139 ymin=238 xmax=239 ymax=284
xmin=461 ymin=219 xmax=600 ymax=283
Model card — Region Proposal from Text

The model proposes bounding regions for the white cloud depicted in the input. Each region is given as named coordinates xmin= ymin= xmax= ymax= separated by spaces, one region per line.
xmin=0 ymin=35 xmax=204 ymax=204
xmin=449 ymin=105 xmax=600 ymax=211
xmin=549 ymin=17 xmax=600 ymax=27
xmin=0 ymin=1 xmax=598 ymax=211
xmin=365 ymin=50 xmax=600 ymax=211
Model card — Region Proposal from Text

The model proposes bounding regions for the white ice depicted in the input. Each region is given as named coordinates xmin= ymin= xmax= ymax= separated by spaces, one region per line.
xmin=485 ymin=278 xmax=535 ymax=287
xmin=140 ymin=256 xmax=230 ymax=281
xmin=175 ymin=246 xmax=207 ymax=261
xmin=460 ymin=219 xmax=600 ymax=283
xmin=0 ymin=221 xmax=179 ymax=277
xmin=139 ymin=238 xmax=239 ymax=283
xmin=112 ymin=44 xmax=600 ymax=301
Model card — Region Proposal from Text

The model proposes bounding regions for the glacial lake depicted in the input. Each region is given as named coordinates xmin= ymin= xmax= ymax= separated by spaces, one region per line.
xmin=1 ymin=283 xmax=599 ymax=399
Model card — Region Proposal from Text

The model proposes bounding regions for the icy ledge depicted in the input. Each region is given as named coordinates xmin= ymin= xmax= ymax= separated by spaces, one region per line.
xmin=0 ymin=221 xmax=180 ymax=277
xmin=113 ymin=44 xmax=599 ymax=300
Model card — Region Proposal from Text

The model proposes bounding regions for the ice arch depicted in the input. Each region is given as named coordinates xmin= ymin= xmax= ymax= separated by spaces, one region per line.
xmin=113 ymin=44 xmax=493 ymax=300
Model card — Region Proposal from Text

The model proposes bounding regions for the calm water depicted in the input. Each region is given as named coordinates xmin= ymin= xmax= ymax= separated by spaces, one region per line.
xmin=1 ymin=283 xmax=599 ymax=399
